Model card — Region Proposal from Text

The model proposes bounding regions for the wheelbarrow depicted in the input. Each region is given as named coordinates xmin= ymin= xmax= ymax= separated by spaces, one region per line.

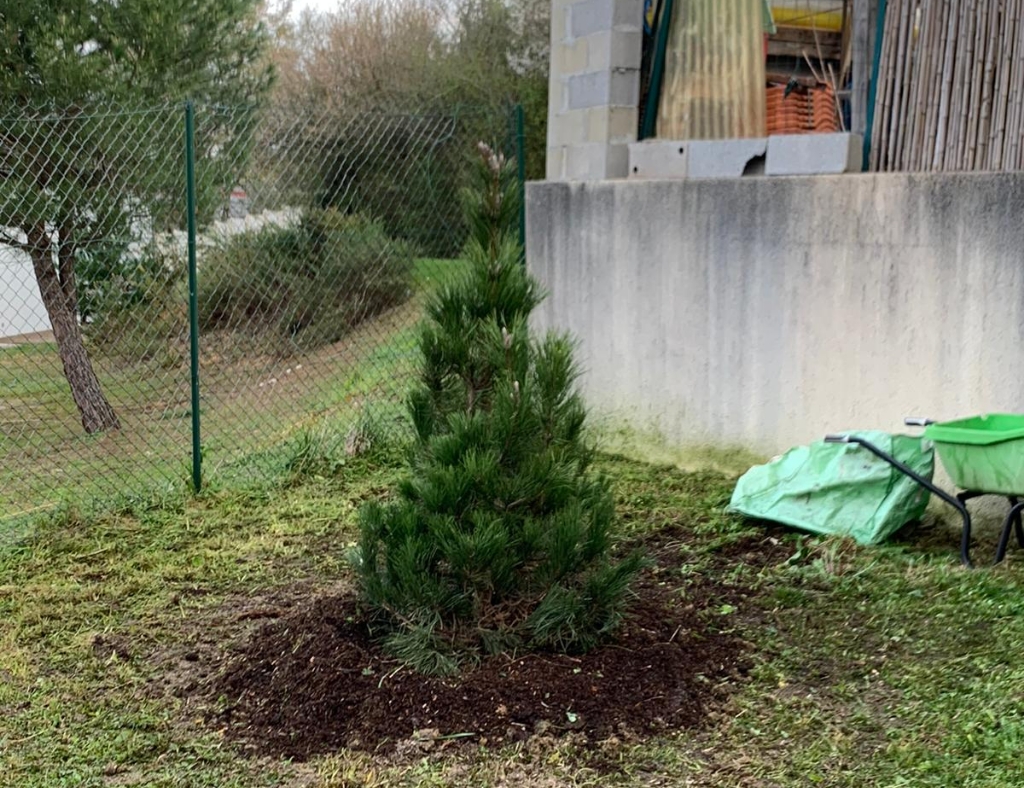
xmin=826 ymin=414 xmax=1024 ymax=568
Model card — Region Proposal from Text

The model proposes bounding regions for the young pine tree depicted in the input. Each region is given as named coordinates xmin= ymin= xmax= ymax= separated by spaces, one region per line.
xmin=355 ymin=143 xmax=642 ymax=675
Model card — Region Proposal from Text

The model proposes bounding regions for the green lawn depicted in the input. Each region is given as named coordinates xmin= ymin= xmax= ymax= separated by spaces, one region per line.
xmin=2 ymin=446 xmax=1022 ymax=787
xmin=0 ymin=258 xmax=467 ymax=526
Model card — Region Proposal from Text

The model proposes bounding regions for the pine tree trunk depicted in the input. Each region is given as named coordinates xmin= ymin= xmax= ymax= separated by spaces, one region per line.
xmin=28 ymin=226 xmax=120 ymax=434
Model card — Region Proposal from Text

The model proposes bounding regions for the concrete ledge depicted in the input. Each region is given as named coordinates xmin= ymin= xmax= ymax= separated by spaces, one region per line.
xmin=766 ymin=133 xmax=864 ymax=175
xmin=628 ymin=140 xmax=688 ymax=178
xmin=628 ymin=134 xmax=865 ymax=179
xmin=628 ymin=138 xmax=767 ymax=179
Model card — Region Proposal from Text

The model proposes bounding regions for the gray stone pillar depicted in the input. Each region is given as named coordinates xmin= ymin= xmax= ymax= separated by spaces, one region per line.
xmin=546 ymin=0 xmax=644 ymax=180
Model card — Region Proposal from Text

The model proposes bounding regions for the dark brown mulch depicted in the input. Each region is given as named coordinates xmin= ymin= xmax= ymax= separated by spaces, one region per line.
xmin=207 ymin=531 xmax=789 ymax=761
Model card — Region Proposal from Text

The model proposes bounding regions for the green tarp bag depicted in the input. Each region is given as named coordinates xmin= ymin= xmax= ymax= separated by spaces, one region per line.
xmin=729 ymin=431 xmax=934 ymax=545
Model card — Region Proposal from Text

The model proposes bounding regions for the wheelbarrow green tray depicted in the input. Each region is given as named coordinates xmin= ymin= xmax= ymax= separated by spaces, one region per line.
xmin=925 ymin=414 xmax=1024 ymax=495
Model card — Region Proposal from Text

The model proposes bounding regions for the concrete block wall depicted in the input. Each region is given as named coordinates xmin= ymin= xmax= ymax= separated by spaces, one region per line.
xmin=547 ymin=0 xmax=644 ymax=180
xmin=527 ymin=172 xmax=1024 ymax=456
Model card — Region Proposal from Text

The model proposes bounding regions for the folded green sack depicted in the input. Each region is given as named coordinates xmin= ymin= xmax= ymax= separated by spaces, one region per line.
xmin=729 ymin=431 xmax=934 ymax=545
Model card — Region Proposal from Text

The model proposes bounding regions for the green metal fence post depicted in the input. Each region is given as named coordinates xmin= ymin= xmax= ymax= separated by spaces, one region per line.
xmin=514 ymin=103 xmax=526 ymax=261
xmin=185 ymin=101 xmax=202 ymax=494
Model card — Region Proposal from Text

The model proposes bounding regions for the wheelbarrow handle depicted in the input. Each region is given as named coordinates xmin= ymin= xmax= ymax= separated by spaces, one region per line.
xmin=822 ymin=433 xmax=974 ymax=567
xmin=904 ymin=417 xmax=936 ymax=427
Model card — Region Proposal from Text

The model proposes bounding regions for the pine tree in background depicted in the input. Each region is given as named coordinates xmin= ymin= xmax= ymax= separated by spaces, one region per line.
xmin=356 ymin=143 xmax=642 ymax=675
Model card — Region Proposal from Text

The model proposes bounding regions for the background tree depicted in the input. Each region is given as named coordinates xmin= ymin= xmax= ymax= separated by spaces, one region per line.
xmin=0 ymin=0 xmax=272 ymax=433
xmin=267 ymin=0 xmax=549 ymax=256
xmin=356 ymin=144 xmax=642 ymax=675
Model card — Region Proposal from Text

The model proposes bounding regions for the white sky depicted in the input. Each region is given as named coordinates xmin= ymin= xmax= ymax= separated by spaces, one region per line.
xmin=280 ymin=0 xmax=464 ymax=18
xmin=281 ymin=0 xmax=346 ymax=17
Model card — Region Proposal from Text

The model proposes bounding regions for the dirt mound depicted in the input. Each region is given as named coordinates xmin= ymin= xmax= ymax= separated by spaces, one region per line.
xmin=207 ymin=532 xmax=779 ymax=760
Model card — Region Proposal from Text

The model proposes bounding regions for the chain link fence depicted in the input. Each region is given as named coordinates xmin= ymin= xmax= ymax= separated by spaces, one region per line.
xmin=1 ymin=102 xmax=525 ymax=525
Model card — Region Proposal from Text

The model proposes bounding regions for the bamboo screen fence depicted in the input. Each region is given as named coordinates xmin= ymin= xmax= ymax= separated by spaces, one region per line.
xmin=871 ymin=0 xmax=1024 ymax=172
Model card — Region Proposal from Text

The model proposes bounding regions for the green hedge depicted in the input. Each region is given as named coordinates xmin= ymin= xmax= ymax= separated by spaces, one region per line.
xmin=198 ymin=209 xmax=414 ymax=351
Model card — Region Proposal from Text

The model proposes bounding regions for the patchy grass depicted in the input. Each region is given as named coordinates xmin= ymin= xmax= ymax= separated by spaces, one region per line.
xmin=2 ymin=448 xmax=1023 ymax=786
xmin=0 ymin=452 xmax=399 ymax=787
xmin=0 ymin=258 xmax=468 ymax=525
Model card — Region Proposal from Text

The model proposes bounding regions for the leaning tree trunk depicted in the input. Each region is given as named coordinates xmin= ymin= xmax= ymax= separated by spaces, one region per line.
xmin=27 ymin=226 xmax=120 ymax=434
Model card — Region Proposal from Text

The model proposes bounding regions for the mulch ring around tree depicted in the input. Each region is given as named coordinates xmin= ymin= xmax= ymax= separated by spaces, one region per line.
xmin=206 ymin=531 xmax=788 ymax=761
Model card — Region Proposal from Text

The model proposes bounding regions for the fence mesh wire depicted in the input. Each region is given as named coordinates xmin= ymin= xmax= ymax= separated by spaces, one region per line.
xmin=0 ymin=102 xmax=522 ymax=523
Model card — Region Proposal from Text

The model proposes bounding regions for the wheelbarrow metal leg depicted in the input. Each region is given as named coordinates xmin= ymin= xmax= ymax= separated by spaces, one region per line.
xmin=1011 ymin=497 xmax=1024 ymax=549
xmin=996 ymin=502 xmax=1024 ymax=564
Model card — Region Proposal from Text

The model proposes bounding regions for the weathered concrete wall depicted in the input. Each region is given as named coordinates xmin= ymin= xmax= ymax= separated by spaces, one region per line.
xmin=527 ymin=172 xmax=1024 ymax=455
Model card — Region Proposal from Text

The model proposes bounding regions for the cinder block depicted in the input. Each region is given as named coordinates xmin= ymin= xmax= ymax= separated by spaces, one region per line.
xmin=608 ymin=106 xmax=638 ymax=141
xmin=765 ymin=133 xmax=864 ymax=175
xmin=628 ymin=140 xmax=689 ymax=179
xmin=546 ymin=146 xmax=568 ymax=180
xmin=586 ymin=106 xmax=638 ymax=143
xmin=546 ymin=73 xmax=562 ymax=116
xmin=551 ymin=109 xmax=589 ymax=146
xmin=612 ymin=30 xmax=643 ymax=67
xmin=587 ymin=29 xmax=643 ymax=71
xmin=561 ymin=37 xmax=589 ymax=74
xmin=570 ymin=0 xmax=615 ymax=37
xmin=557 ymin=80 xmax=573 ymax=114
xmin=587 ymin=107 xmax=608 ymax=143
xmin=612 ymin=0 xmax=644 ymax=30
xmin=566 ymin=142 xmax=607 ymax=180
xmin=608 ymin=68 xmax=640 ymax=107
xmin=687 ymin=138 xmax=767 ymax=178
xmin=605 ymin=143 xmax=631 ymax=178
xmin=551 ymin=1 xmax=570 ymax=42
xmin=586 ymin=31 xmax=611 ymax=71
xmin=566 ymin=142 xmax=630 ymax=180
xmin=628 ymin=138 xmax=768 ymax=179
xmin=568 ymin=71 xmax=609 ymax=109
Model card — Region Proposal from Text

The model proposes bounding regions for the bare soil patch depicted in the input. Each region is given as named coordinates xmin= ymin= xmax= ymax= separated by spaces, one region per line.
xmin=206 ymin=530 xmax=790 ymax=760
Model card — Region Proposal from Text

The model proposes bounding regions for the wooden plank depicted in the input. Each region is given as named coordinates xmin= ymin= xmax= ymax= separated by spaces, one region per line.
xmin=771 ymin=26 xmax=844 ymax=47
xmin=766 ymin=71 xmax=819 ymax=87
xmin=767 ymin=39 xmax=842 ymax=60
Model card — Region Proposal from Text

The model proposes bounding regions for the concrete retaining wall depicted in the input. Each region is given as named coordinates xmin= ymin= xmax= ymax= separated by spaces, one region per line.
xmin=526 ymin=172 xmax=1024 ymax=455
